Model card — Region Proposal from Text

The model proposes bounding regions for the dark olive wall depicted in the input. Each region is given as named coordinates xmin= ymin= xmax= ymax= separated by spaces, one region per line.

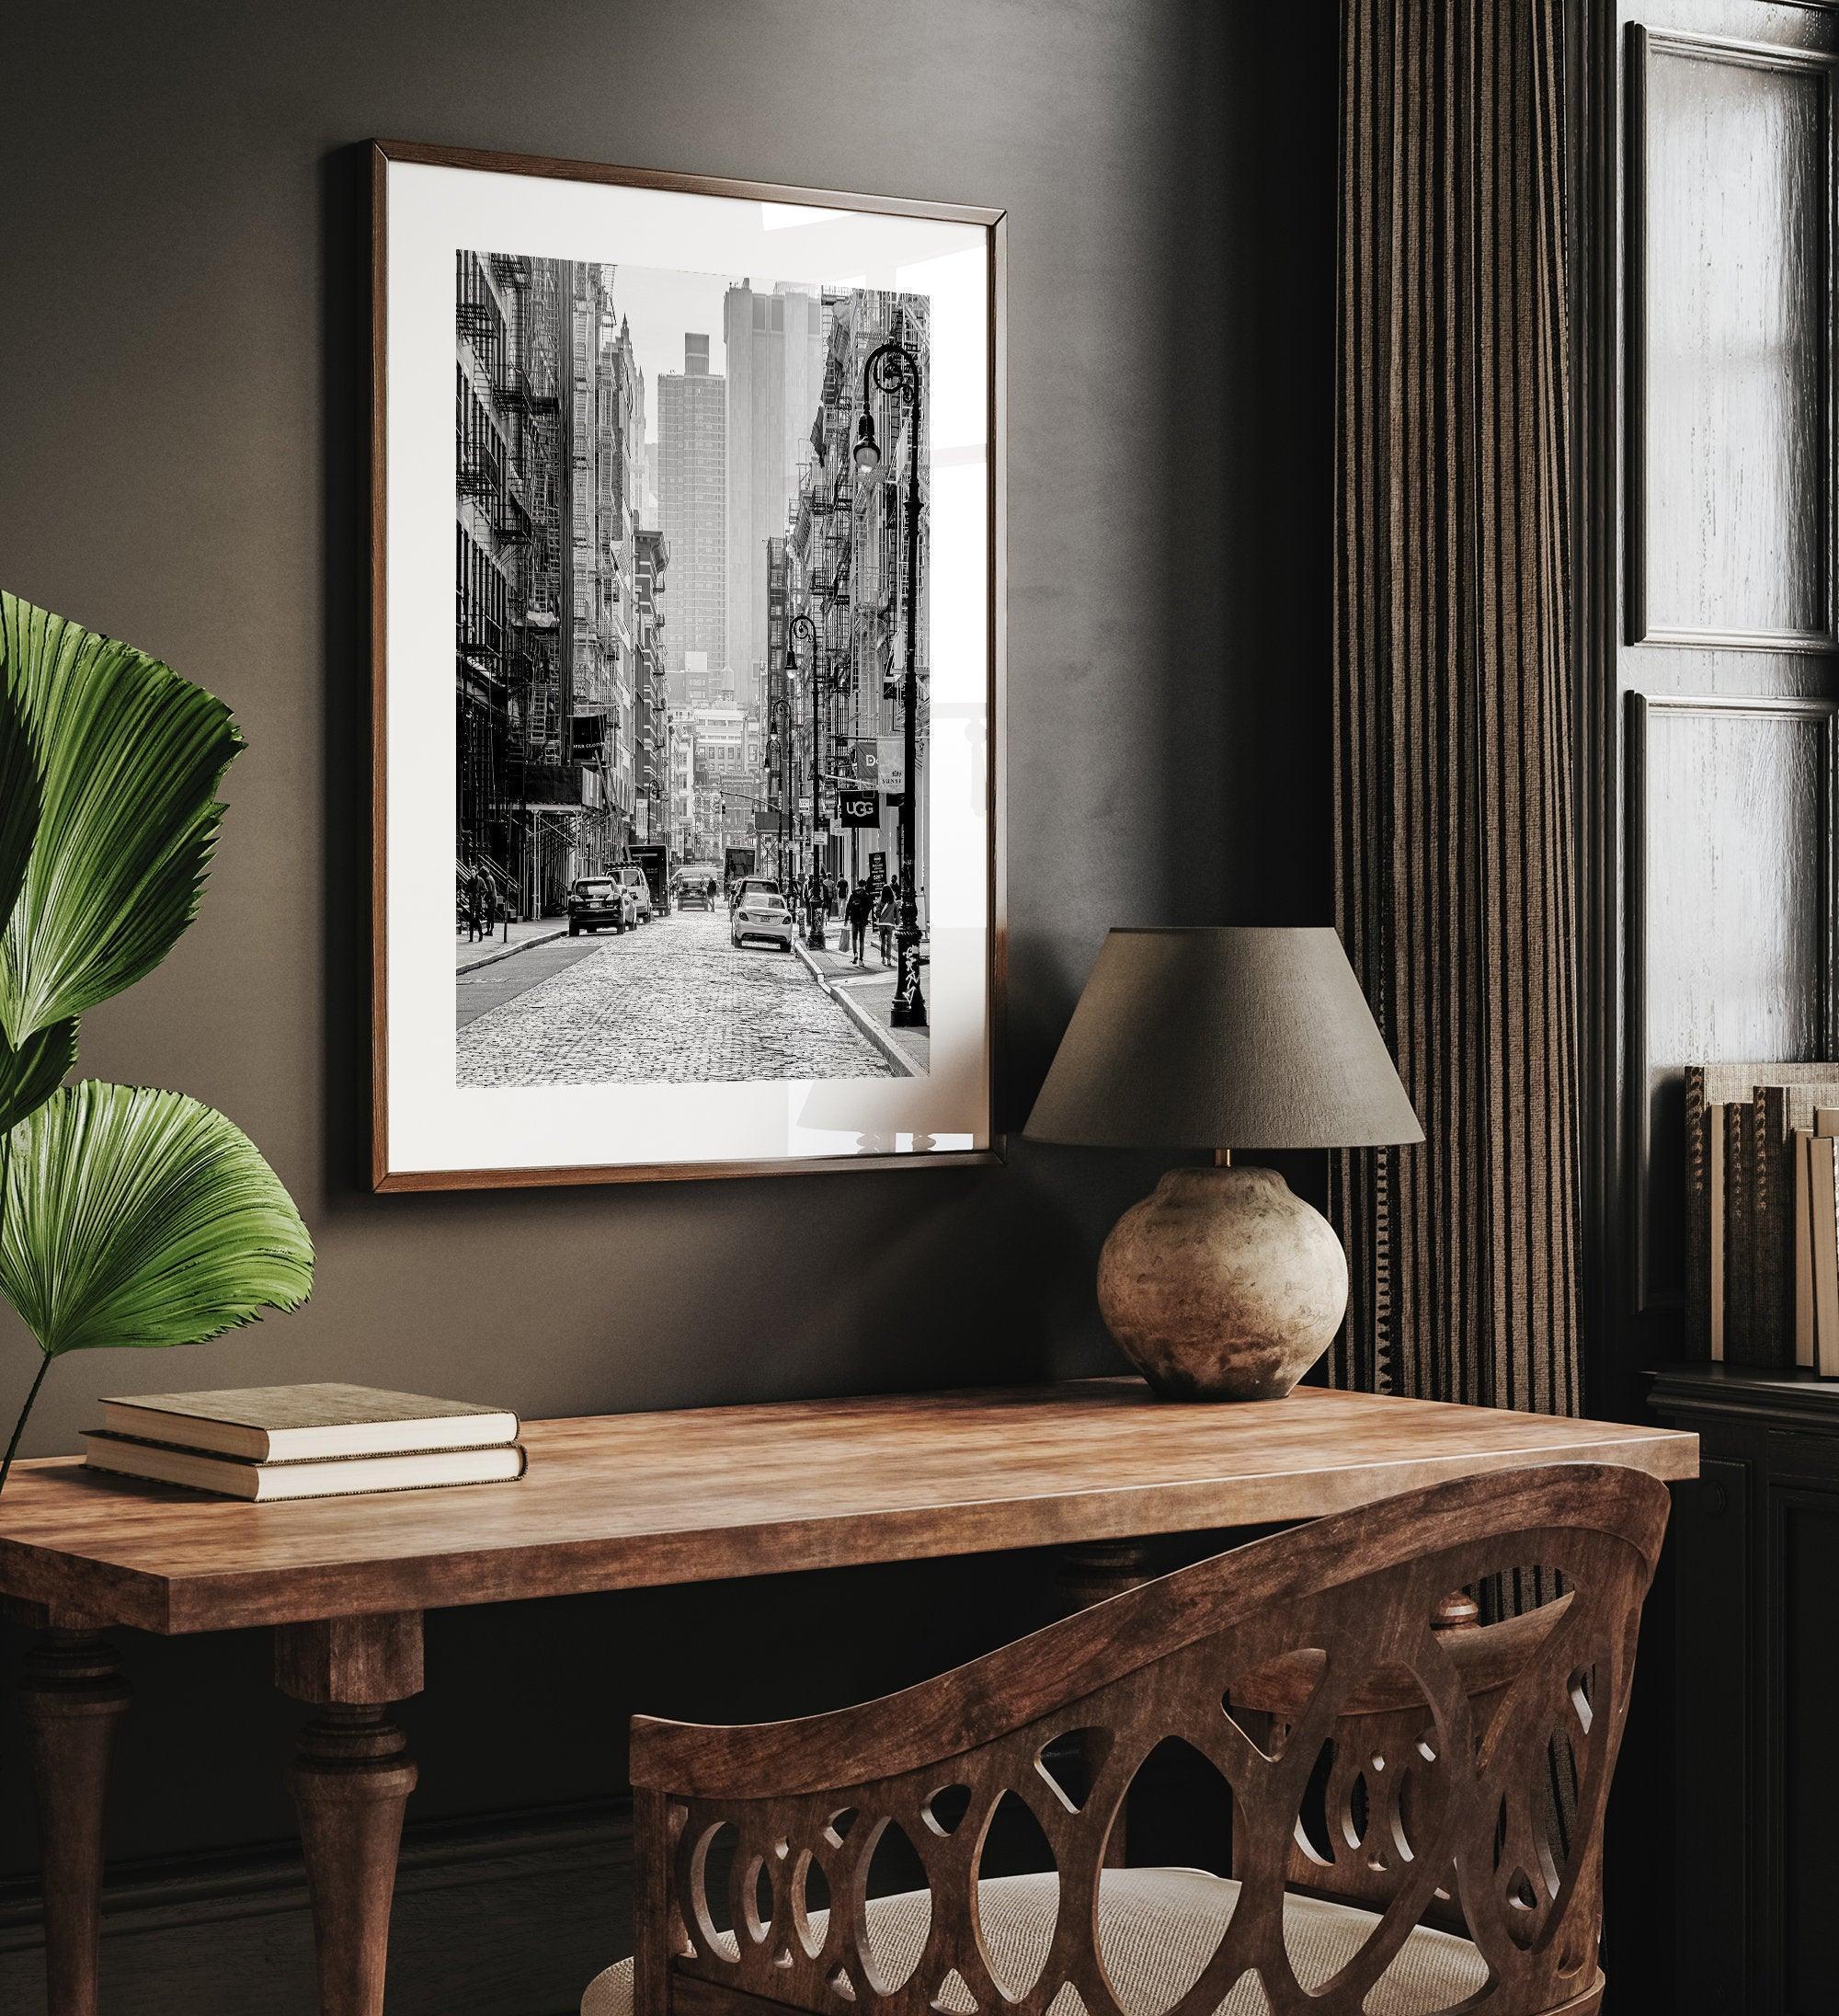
xmin=0 ymin=0 xmax=1334 ymax=1877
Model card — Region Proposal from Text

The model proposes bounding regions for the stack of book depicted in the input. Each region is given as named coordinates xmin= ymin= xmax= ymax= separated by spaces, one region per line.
xmin=1686 ymin=1062 xmax=1839 ymax=1373
xmin=82 ymin=1383 xmax=526 ymax=1500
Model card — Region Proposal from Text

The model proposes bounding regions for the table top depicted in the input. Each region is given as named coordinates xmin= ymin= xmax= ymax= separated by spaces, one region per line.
xmin=0 ymin=1379 xmax=1697 ymax=1634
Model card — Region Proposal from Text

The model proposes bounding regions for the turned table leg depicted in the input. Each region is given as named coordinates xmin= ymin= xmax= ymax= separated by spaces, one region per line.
xmin=1057 ymin=1540 xmax=1165 ymax=1866
xmin=276 ymin=1613 xmax=424 ymax=2016
xmin=18 ymin=1628 xmax=131 ymax=2016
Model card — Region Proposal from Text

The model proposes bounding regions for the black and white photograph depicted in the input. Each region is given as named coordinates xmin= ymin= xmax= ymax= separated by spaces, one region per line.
xmin=453 ymin=252 xmax=932 ymax=1091
xmin=372 ymin=148 xmax=1001 ymax=1186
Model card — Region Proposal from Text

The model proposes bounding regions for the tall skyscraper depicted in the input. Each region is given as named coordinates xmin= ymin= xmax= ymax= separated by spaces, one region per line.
xmin=680 ymin=649 xmax=726 ymax=711
xmin=724 ymin=283 xmax=823 ymax=710
xmin=657 ymin=333 xmax=726 ymax=680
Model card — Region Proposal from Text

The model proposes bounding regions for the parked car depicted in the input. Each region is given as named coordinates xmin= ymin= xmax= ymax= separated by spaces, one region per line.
xmin=567 ymin=876 xmax=636 ymax=934
xmin=731 ymin=891 xmax=795 ymax=951
xmin=728 ymin=875 xmax=782 ymax=915
xmin=613 ymin=862 xmax=654 ymax=923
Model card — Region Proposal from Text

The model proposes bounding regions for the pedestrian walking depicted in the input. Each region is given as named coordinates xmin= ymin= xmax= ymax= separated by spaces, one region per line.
xmin=837 ymin=876 xmax=851 ymax=919
xmin=465 ymin=876 xmax=487 ymax=944
xmin=845 ymin=880 xmax=874 ymax=966
xmin=874 ymin=884 xmax=897 ymax=965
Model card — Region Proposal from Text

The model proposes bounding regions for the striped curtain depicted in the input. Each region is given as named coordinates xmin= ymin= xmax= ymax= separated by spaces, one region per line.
xmin=1329 ymin=0 xmax=1580 ymax=1416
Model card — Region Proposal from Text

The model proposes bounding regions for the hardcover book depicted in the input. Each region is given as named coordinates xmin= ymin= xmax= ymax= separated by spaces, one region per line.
xmin=1751 ymin=1082 xmax=1839 ymax=1368
xmin=1813 ymin=1137 xmax=1839 ymax=1379
xmin=1796 ymin=1128 xmax=1814 ymax=1369
xmin=81 ymin=1431 xmax=527 ymax=1502
xmin=1725 ymin=1103 xmax=1754 ymax=1363
xmin=97 ymin=1384 xmax=520 ymax=1463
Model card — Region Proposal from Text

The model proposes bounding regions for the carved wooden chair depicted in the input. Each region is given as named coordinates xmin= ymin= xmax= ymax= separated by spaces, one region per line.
xmin=585 ymin=1463 xmax=1668 ymax=2016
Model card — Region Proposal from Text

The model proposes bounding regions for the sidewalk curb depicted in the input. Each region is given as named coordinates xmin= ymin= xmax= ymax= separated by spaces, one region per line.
xmin=790 ymin=935 xmax=833 ymax=991
xmin=456 ymin=925 xmax=569 ymax=977
xmin=793 ymin=938 xmax=920 ymax=1079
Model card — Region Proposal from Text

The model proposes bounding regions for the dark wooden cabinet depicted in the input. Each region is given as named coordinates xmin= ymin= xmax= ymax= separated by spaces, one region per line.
xmin=1649 ymin=1367 xmax=1839 ymax=2016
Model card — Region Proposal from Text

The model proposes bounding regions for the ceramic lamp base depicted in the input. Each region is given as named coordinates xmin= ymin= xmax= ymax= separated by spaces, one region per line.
xmin=1096 ymin=1165 xmax=1349 ymax=1401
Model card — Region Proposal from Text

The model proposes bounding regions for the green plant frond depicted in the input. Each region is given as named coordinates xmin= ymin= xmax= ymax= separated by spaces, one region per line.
xmin=0 ymin=1018 xmax=76 ymax=1136
xmin=0 ymin=1082 xmax=314 ymax=1359
xmin=0 ymin=591 xmax=244 ymax=1048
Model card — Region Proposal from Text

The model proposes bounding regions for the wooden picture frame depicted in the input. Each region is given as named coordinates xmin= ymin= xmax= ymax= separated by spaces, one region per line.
xmin=370 ymin=140 xmax=1006 ymax=1189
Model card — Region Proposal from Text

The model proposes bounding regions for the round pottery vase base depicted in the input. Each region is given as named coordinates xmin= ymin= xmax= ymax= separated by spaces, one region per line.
xmin=1096 ymin=1165 xmax=1351 ymax=1403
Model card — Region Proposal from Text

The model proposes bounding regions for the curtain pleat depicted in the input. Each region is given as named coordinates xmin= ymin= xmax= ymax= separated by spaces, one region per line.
xmin=1329 ymin=0 xmax=1580 ymax=1417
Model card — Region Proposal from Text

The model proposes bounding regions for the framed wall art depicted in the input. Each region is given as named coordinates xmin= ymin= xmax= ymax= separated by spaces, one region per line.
xmin=370 ymin=140 xmax=1005 ymax=1189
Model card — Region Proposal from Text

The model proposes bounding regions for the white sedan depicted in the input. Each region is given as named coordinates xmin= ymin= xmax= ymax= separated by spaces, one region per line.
xmin=731 ymin=892 xmax=795 ymax=951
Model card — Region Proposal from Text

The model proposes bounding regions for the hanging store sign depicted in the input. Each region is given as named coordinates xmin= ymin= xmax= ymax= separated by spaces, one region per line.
xmin=876 ymin=738 xmax=905 ymax=795
xmin=839 ymin=789 xmax=882 ymax=830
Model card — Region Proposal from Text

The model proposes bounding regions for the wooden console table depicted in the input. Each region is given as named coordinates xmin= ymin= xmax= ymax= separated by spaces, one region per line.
xmin=0 ymin=1377 xmax=1697 ymax=2015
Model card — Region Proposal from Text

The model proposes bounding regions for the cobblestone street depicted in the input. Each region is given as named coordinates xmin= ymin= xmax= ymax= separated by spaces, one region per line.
xmin=455 ymin=907 xmax=897 ymax=1087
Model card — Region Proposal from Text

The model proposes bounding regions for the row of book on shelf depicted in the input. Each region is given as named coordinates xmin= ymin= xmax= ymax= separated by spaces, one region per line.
xmin=1687 ymin=1062 xmax=1839 ymax=1374
xmin=82 ymin=1383 xmax=526 ymax=1500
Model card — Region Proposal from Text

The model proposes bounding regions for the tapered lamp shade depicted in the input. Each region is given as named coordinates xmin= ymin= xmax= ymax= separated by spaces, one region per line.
xmin=1024 ymin=928 xmax=1420 ymax=1403
xmin=1023 ymin=926 xmax=1422 ymax=1152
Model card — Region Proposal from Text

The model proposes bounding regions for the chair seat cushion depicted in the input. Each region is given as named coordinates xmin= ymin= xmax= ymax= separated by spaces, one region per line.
xmin=582 ymin=1867 xmax=1491 ymax=2016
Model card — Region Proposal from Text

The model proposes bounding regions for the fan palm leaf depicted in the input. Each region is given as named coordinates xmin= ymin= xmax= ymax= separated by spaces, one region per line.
xmin=0 ymin=656 xmax=68 ymax=1136
xmin=0 ymin=1082 xmax=314 ymax=1360
xmin=0 ymin=1020 xmax=77 ymax=1137
xmin=0 ymin=591 xmax=243 ymax=1048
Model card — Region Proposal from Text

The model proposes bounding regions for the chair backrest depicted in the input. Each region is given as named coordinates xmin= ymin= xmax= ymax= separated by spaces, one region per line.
xmin=629 ymin=1462 xmax=1669 ymax=2016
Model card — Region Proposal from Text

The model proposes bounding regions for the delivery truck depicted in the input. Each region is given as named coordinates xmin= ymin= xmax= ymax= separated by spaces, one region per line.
xmin=630 ymin=842 xmax=672 ymax=918
xmin=723 ymin=844 xmax=756 ymax=898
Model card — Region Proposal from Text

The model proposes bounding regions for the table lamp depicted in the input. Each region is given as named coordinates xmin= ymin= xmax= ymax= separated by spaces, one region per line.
xmin=1022 ymin=926 xmax=1422 ymax=1401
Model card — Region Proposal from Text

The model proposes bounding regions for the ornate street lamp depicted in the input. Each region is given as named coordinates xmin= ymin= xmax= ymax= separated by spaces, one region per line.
xmin=786 ymin=613 xmax=827 ymax=950
xmin=855 ymin=338 xmax=926 ymax=1027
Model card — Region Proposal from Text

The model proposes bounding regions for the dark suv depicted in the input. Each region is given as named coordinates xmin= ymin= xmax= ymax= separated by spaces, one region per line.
xmin=567 ymin=876 xmax=635 ymax=934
